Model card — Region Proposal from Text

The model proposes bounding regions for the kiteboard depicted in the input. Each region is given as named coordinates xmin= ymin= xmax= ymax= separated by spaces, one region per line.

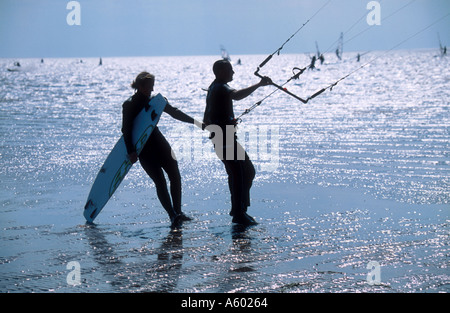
xmin=84 ymin=93 xmax=167 ymax=223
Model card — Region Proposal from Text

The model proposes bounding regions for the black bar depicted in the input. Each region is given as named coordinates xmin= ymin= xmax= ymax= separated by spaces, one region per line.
xmin=258 ymin=55 xmax=273 ymax=68
xmin=309 ymin=88 xmax=326 ymax=99
xmin=272 ymin=83 xmax=307 ymax=104
xmin=255 ymin=69 xmax=307 ymax=104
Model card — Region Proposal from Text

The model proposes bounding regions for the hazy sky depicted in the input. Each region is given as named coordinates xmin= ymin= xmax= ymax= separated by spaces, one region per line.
xmin=0 ymin=0 xmax=449 ymax=58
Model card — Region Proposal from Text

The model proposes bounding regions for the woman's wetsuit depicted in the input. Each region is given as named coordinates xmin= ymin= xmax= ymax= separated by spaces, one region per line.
xmin=122 ymin=91 xmax=195 ymax=219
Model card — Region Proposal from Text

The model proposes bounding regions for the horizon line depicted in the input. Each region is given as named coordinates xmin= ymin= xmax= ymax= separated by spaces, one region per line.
xmin=0 ymin=46 xmax=442 ymax=61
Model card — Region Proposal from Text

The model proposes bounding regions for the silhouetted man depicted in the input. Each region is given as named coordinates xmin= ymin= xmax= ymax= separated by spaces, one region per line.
xmin=203 ymin=60 xmax=271 ymax=225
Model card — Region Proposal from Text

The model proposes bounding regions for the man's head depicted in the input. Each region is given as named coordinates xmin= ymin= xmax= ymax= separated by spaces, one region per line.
xmin=213 ymin=60 xmax=234 ymax=83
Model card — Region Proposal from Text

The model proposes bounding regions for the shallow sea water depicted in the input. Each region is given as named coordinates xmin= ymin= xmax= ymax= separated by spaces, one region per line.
xmin=0 ymin=50 xmax=448 ymax=292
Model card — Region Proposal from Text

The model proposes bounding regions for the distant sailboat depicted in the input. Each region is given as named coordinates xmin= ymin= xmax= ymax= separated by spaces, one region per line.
xmin=7 ymin=61 xmax=21 ymax=72
xmin=220 ymin=45 xmax=231 ymax=61
xmin=335 ymin=32 xmax=344 ymax=61
xmin=438 ymin=33 xmax=447 ymax=57
xmin=356 ymin=50 xmax=371 ymax=62
xmin=315 ymin=41 xmax=325 ymax=64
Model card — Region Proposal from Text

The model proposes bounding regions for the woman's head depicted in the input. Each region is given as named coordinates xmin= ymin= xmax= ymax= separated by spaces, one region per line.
xmin=131 ymin=72 xmax=155 ymax=97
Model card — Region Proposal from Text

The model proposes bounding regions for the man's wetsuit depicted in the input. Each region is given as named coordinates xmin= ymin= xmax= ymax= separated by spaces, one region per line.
xmin=204 ymin=80 xmax=255 ymax=217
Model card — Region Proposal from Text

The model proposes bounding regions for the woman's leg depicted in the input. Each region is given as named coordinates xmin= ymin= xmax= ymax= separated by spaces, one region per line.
xmin=161 ymin=157 xmax=182 ymax=215
xmin=139 ymin=156 xmax=177 ymax=220
xmin=141 ymin=129 xmax=190 ymax=222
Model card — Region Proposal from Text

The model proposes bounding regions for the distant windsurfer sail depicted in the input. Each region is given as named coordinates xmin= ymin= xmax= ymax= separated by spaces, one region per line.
xmin=335 ymin=32 xmax=344 ymax=61
xmin=309 ymin=55 xmax=317 ymax=71
xmin=315 ymin=41 xmax=325 ymax=64
xmin=438 ymin=33 xmax=447 ymax=57
xmin=7 ymin=61 xmax=21 ymax=72
xmin=220 ymin=45 xmax=231 ymax=61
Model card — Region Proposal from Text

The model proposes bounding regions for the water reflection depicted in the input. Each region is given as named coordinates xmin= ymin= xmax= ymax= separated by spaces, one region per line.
xmin=84 ymin=224 xmax=127 ymax=291
xmin=84 ymin=223 xmax=183 ymax=292
xmin=209 ymin=225 xmax=258 ymax=292
xmin=154 ymin=229 xmax=183 ymax=292
xmin=230 ymin=225 xmax=256 ymax=273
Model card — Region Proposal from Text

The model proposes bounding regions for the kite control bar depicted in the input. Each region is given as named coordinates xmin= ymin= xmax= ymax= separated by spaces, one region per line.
xmin=254 ymin=67 xmax=308 ymax=104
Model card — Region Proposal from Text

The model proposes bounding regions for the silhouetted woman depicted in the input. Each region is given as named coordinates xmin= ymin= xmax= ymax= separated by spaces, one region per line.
xmin=122 ymin=72 xmax=203 ymax=228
